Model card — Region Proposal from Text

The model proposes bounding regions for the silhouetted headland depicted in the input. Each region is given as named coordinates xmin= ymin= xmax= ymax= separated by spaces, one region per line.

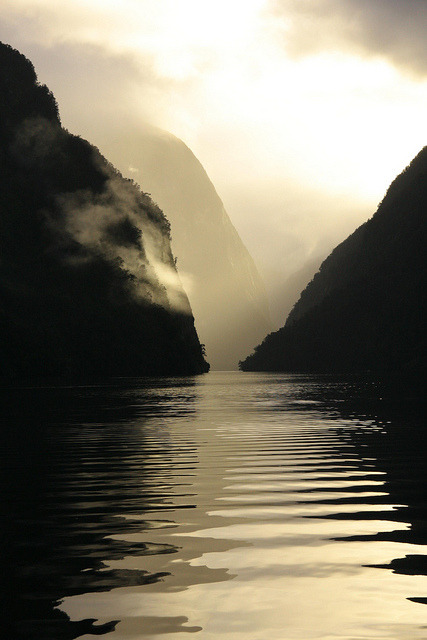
xmin=240 ymin=148 xmax=427 ymax=389
xmin=0 ymin=42 xmax=209 ymax=379
xmin=92 ymin=124 xmax=272 ymax=370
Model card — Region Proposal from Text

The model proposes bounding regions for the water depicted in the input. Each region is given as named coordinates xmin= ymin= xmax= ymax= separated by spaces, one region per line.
xmin=1 ymin=371 xmax=426 ymax=639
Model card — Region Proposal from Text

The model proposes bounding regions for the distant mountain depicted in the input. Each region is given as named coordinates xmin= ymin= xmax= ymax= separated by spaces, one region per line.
xmin=92 ymin=125 xmax=271 ymax=370
xmin=0 ymin=42 xmax=208 ymax=378
xmin=240 ymin=148 xmax=427 ymax=381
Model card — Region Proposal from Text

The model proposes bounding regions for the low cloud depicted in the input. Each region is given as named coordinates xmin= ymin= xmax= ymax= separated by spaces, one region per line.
xmin=12 ymin=115 xmax=192 ymax=314
xmin=271 ymin=0 xmax=427 ymax=77
xmin=60 ymin=165 xmax=192 ymax=314
xmin=3 ymin=0 xmax=425 ymax=327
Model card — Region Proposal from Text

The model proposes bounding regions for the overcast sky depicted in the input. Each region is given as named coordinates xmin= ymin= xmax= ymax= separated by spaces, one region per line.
xmin=1 ymin=0 xmax=426 ymax=288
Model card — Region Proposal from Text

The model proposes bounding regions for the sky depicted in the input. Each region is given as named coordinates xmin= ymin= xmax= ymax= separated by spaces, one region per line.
xmin=1 ymin=0 xmax=426 ymax=301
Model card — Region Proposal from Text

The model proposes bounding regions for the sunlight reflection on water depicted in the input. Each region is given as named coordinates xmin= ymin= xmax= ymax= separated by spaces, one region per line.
xmin=1 ymin=372 xmax=426 ymax=639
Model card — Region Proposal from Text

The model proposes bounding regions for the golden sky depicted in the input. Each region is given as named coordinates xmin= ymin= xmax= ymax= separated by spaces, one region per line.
xmin=1 ymin=0 xmax=426 ymax=289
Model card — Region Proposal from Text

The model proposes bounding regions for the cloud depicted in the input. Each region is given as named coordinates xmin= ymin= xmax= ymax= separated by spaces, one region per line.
xmin=2 ymin=0 xmax=426 ymax=308
xmin=62 ymin=168 xmax=188 ymax=310
xmin=271 ymin=0 xmax=427 ymax=77
xmin=11 ymin=114 xmax=191 ymax=313
xmin=60 ymin=163 xmax=192 ymax=314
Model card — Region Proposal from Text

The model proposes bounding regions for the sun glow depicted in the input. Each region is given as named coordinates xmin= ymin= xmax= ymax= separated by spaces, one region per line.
xmin=1 ymin=0 xmax=427 ymax=224
xmin=85 ymin=0 xmax=426 ymax=203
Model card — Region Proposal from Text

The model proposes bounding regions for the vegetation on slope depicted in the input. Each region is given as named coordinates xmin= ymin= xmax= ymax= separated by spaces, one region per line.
xmin=0 ymin=42 xmax=209 ymax=378
xmin=93 ymin=126 xmax=272 ymax=370
xmin=240 ymin=148 xmax=427 ymax=379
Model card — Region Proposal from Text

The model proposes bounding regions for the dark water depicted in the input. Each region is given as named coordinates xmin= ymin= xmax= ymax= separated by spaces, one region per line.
xmin=1 ymin=372 xmax=426 ymax=639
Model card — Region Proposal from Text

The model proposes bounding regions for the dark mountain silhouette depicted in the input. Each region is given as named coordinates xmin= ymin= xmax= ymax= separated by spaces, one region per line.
xmin=269 ymin=255 xmax=324 ymax=327
xmin=89 ymin=124 xmax=271 ymax=370
xmin=240 ymin=148 xmax=427 ymax=382
xmin=0 ymin=42 xmax=209 ymax=379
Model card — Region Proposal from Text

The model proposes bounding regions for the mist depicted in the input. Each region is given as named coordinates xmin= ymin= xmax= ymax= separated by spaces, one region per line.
xmin=1 ymin=0 xmax=426 ymax=357
xmin=13 ymin=116 xmax=189 ymax=315
xmin=92 ymin=123 xmax=271 ymax=369
xmin=1 ymin=3 xmax=425 ymax=282
xmin=1 ymin=11 xmax=426 ymax=640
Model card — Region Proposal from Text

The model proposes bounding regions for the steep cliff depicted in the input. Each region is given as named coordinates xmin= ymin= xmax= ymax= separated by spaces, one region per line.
xmin=0 ymin=42 xmax=209 ymax=378
xmin=240 ymin=148 xmax=427 ymax=380
xmin=92 ymin=126 xmax=271 ymax=370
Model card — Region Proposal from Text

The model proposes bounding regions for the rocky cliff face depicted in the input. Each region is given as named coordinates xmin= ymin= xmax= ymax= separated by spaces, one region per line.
xmin=0 ymin=42 xmax=208 ymax=378
xmin=92 ymin=126 xmax=271 ymax=370
xmin=240 ymin=148 xmax=427 ymax=381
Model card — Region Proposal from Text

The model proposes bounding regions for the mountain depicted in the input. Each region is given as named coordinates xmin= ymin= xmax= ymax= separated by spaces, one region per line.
xmin=89 ymin=125 xmax=271 ymax=370
xmin=269 ymin=255 xmax=324 ymax=327
xmin=240 ymin=148 xmax=427 ymax=381
xmin=0 ymin=42 xmax=209 ymax=378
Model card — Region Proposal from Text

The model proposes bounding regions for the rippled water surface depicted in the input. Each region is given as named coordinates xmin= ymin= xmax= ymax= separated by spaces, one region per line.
xmin=1 ymin=372 xmax=426 ymax=639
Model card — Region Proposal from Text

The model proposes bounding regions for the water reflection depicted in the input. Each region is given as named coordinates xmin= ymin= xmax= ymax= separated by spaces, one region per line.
xmin=0 ymin=373 xmax=426 ymax=639
xmin=327 ymin=391 xmax=427 ymax=606
xmin=0 ymin=379 xmax=202 ymax=638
